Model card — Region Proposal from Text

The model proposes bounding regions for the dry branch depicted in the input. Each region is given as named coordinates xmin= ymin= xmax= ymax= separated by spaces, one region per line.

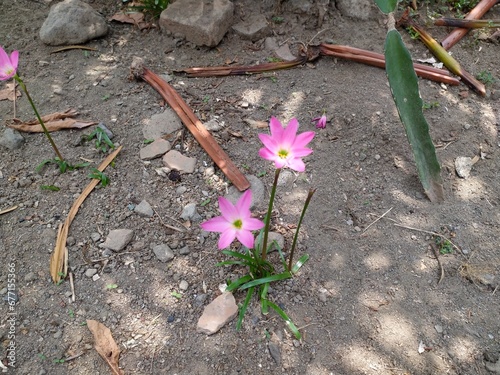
xmin=131 ymin=57 xmax=250 ymax=191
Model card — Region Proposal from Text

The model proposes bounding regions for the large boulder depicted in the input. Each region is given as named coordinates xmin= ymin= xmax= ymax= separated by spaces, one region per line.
xmin=39 ymin=0 xmax=108 ymax=46
xmin=159 ymin=0 xmax=234 ymax=47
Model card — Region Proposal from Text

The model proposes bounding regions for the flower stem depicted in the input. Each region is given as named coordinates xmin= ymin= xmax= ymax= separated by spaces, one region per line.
xmin=288 ymin=188 xmax=316 ymax=272
xmin=261 ymin=168 xmax=281 ymax=261
xmin=14 ymin=75 xmax=64 ymax=162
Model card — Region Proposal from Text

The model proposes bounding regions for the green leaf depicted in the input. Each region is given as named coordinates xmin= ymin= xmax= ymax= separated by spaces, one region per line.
xmin=215 ymin=260 xmax=251 ymax=267
xmin=373 ymin=0 xmax=397 ymax=14
xmin=291 ymin=254 xmax=309 ymax=274
xmin=239 ymin=271 xmax=292 ymax=290
xmin=221 ymin=250 xmax=257 ymax=265
xmin=40 ymin=185 xmax=60 ymax=191
xmin=260 ymin=283 xmax=270 ymax=315
xmin=384 ymin=30 xmax=444 ymax=202
xmin=266 ymin=301 xmax=301 ymax=340
xmin=236 ymin=287 xmax=254 ymax=331
xmin=225 ymin=275 xmax=253 ymax=292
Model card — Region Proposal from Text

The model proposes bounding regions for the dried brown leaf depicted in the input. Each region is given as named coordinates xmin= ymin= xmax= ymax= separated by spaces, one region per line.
xmin=109 ymin=12 xmax=151 ymax=30
xmin=6 ymin=109 xmax=95 ymax=132
xmin=87 ymin=320 xmax=124 ymax=375
xmin=0 ymin=83 xmax=21 ymax=101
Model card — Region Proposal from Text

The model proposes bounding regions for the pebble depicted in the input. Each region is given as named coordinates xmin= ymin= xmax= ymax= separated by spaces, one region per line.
xmin=53 ymin=330 xmax=63 ymax=339
xmin=152 ymin=244 xmax=174 ymax=262
xmin=134 ymin=200 xmax=154 ymax=217
xmin=180 ymin=203 xmax=201 ymax=222
xmin=197 ymin=292 xmax=238 ymax=335
xmin=24 ymin=272 xmax=37 ymax=282
xmin=90 ymin=232 xmax=101 ymax=242
xmin=179 ymin=280 xmax=189 ymax=291
xmin=435 ymin=324 xmax=443 ymax=333
xmin=85 ymin=268 xmax=98 ymax=278
xmin=176 ymin=186 xmax=187 ymax=195
xmin=179 ymin=246 xmax=190 ymax=255
xmin=101 ymin=229 xmax=134 ymax=252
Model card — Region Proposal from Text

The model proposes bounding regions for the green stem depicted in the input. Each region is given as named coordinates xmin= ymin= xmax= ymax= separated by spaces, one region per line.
xmin=288 ymin=188 xmax=316 ymax=272
xmin=261 ymin=168 xmax=281 ymax=261
xmin=14 ymin=75 xmax=64 ymax=162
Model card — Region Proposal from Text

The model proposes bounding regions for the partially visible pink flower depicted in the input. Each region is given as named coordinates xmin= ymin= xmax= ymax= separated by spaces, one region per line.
xmin=258 ymin=117 xmax=314 ymax=172
xmin=201 ymin=190 xmax=264 ymax=250
xmin=0 ymin=46 xmax=19 ymax=81
xmin=312 ymin=114 xmax=327 ymax=129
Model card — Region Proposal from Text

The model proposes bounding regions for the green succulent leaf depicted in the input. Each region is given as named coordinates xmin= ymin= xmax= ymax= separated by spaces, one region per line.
xmin=374 ymin=0 xmax=397 ymax=14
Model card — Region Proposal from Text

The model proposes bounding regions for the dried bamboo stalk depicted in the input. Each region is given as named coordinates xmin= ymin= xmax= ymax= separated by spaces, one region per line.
xmin=131 ymin=57 xmax=250 ymax=191
xmin=441 ymin=0 xmax=499 ymax=50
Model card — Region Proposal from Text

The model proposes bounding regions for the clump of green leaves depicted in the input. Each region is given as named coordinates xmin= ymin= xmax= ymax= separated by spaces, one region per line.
xmin=476 ymin=70 xmax=496 ymax=85
xmin=129 ymin=0 xmax=169 ymax=18
xmin=36 ymin=158 xmax=89 ymax=174
xmin=85 ymin=127 xmax=115 ymax=153
xmin=423 ymin=101 xmax=440 ymax=110
xmin=435 ymin=236 xmax=453 ymax=254
xmin=447 ymin=0 xmax=479 ymax=13
xmin=88 ymin=168 xmax=110 ymax=187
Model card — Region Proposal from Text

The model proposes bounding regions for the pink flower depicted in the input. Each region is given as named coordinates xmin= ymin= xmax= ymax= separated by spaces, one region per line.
xmin=258 ymin=117 xmax=314 ymax=172
xmin=0 ymin=46 xmax=19 ymax=81
xmin=312 ymin=114 xmax=327 ymax=129
xmin=201 ymin=190 xmax=264 ymax=249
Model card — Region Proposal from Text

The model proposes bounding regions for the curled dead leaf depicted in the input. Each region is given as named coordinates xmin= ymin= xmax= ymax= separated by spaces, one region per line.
xmin=6 ymin=109 xmax=96 ymax=133
xmin=87 ymin=320 xmax=124 ymax=375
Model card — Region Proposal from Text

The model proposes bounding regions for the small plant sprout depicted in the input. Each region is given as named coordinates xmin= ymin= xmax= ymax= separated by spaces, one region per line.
xmin=476 ymin=70 xmax=496 ymax=85
xmin=106 ymin=284 xmax=118 ymax=289
xmin=201 ymin=116 xmax=316 ymax=338
xmin=171 ymin=291 xmax=182 ymax=299
xmin=88 ymin=168 xmax=110 ymax=187
xmin=0 ymin=46 xmax=65 ymax=162
xmin=86 ymin=126 xmax=115 ymax=153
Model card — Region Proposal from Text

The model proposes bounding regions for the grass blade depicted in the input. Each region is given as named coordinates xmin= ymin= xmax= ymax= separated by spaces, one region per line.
xmin=266 ymin=301 xmax=301 ymax=340
xmin=239 ymin=272 xmax=292 ymax=290
xmin=236 ymin=287 xmax=254 ymax=331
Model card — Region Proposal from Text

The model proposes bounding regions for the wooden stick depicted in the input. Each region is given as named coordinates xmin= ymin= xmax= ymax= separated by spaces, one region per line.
xmin=131 ymin=58 xmax=250 ymax=191
xmin=319 ymin=44 xmax=460 ymax=86
xmin=69 ymin=271 xmax=76 ymax=302
xmin=441 ymin=0 xmax=499 ymax=50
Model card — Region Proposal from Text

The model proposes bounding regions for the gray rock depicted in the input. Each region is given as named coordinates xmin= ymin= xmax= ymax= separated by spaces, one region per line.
xmin=153 ymin=244 xmax=174 ymax=262
xmin=24 ymin=272 xmax=37 ymax=283
xmin=142 ymin=109 xmax=182 ymax=140
xmin=197 ymin=292 xmax=238 ymax=335
xmin=179 ymin=246 xmax=190 ymax=255
xmin=159 ymin=0 xmax=234 ymax=47
xmin=102 ymin=229 xmax=134 ymax=252
xmin=53 ymin=329 xmax=63 ymax=339
xmin=204 ymin=119 xmax=224 ymax=132
xmin=264 ymin=232 xmax=285 ymax=253
xmin=268 ymin=342 xmax=281 ymax=365
xmin=0 ymin=128 xmax=24 ymax=150
xmin=140 ymin=139 xmax=171 ymax=160
xmin=163 ymin=150 xmax=196 ymax=173
xmin=232 ymin=14 xmax=269 ymax=41
xmin=180 ymin=202 xmax=202 ymax=222
xmin=275 ymin=44 xmax=297 ymax=62
xmin=134 ymin=200 xmax=154 ymax=217
xmin=226 ymin=174 xmax=265 ymax=209
xmin=39 ymin=0 xmax=108 ymax=46
xmin=337 ymin=0 xmax=375 ymax=20
xmin=179 ymin=280 xmax=189 ymax=291
xmin=90 ymin=232 xmax=101 ymax=242
xmin=277 ymin=169 xmax=295 ymax=186
xmin=85 ymin=268 xmax=98 ymax=278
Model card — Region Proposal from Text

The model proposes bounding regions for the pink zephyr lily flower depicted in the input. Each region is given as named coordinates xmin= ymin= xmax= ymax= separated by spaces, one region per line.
xmin=201 ymin=190 xmax=264 ymax=250
xmin=258 ymin=117 xmax=314 ymax=172
xmin=312 ymin=114 xmax=327 ymax=129
xmin=0 ymin=46 xmax=19 ymax=81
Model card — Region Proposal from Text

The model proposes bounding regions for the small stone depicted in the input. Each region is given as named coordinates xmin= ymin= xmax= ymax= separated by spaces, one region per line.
xmin=179 ymin=280 xmax=189 ymax=291
xmin=152 ymin=244 xmax=174 ymax=262
xmin=268 ymin=342 xmax=281 ymax=365
xmin=180 ymin=203 xmax=201 ymax=222
xmin=53 ymin=329 xmax=63 ymax=339
xmin=435 ymin=324 xmax=443 ymax=333
xmin=0 ymin=128 xmax=25 ymax=150
xmin=197 ymin=292 xmax=238 ymax=335
xmin=162 ymin=150 xmax=196 ymax=173
xmin=318 ymin=290 xmax=327 ymax=302
xmin=179 ymin=246 xmax=190 ymax=255
xmin=374 ymin=154 xmax=381 ymax=160
xmin=176 ymin=186 xmax=187 ymax=195
xmin=134 ymin=200 xmax=154 ymax=217
xmin=85 ymin=268 xmax=98 ymax=278
xmin=90 ymin=232 xmax=101 ymax=242
xmin=194 ymin=293 xmax=208 ymax=306
xmin=261 ymin=232 xmax=285 ymax=253
xmin=142 ymin=110 xmax=182 ymax=140
xmin=140 ymin=139 xmax=171 ymax=160
xmin=24 ymin=272 xmax=37 ymax=282
xmin=102 ymin=229 xmax=134 ymax=252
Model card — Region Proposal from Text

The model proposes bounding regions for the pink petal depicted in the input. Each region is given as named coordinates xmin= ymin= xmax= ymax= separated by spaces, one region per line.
xmin=293 ymin=131 xmax=315 ymax=149
xmin=10 ymin=50 xmax=19 ymax=70
xmin=286 ymin=157 xmax=306 ymax=172
xmin=281 ymin=118 xmax=299 ymax=148
xmin=0 ymin=47 xmax=9 ymax=66
xmin=201 ymin=216 xmax=231 ymax=232
xmin=269 ymin=117 xmax=285 ymax=139
xmin=292 ymin=147 xmax=313 ymax=158
xmin=235 ymin=190 xmax=252 ymax=217
xmin=259 ymin=147 xmax=277 ymax=161
xmin=218 ymin=196 xmax=238 ymax=221
xmin=242 ymin=217 xmax=264 ymax=231
xmin=258 ymin=133 xmax=279 ymax=153
xmin=219 ymin=228 xmax=237 ymax=249
xmin=236 ymin=230 xmax=255 ymax=249
xmin=274 ymin=158 xmax=287 ymax=169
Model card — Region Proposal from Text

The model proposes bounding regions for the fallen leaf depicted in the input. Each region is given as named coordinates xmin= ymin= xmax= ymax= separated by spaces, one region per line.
xmin=87 ymin=320 xmax=124 ymax=375
xmin=6 ymin=109 xmax=96 ymax=133
xmin=0 ymin=83 xmax=21 ymax=101
xmin=109 ymin=12 xmax=151 ymax=30
xmin=244 ymin=118 xmax=268 ymax=129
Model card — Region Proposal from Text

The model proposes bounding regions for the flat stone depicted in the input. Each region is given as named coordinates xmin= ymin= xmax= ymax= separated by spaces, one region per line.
xmin=263 ymin=232 xmax=285 ymax=253
xmin=159 ymin=0 xmax=234 ymax=47
xmin=39 ymin=0 xmax=108 ymax=46
xmin=85 ymin=268 xmax=98 ymax=278
xmin=134 ymin=200 xmax=154 ymax=218
xmin=180 ymin=202 xmax=201 ymax=222
xmin=142 ymin=110 xmax=182 ymax=140
xmin=226 ymin=174 xmax=265 ymax=209
xmin=162 ymin=150 xmax=196 ymax=173
xmin=232 ymin=14 xmax=269 ymax=41
xmin=275 ymin=44 xmax=297 ymax=62
xmin=152 ymin=244 xmax=174 ymax=262
xmin=140 ymin=139 xmax=171 ymax=160
xmin=0 ymin=128 xmax=24 ymax=150
xmin=102 ymin=229 xmax=134 ymax=252
xmin=197 ymin=292 xmax=238 ymax=335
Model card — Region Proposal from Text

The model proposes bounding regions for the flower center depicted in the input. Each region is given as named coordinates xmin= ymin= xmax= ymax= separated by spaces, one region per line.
xmin=278 ymin=149 xmax=289 ymax=159
xmin=232 ymin=219 xmax=243 ymax=230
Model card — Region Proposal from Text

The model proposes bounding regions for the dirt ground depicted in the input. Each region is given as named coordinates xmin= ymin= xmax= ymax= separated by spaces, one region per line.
xmin=1 ymin=0 xmax=500 ymax=374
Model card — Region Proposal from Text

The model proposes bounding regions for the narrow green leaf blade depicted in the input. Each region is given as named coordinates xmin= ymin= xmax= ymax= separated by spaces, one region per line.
xmin=266 ymin=301 xmax=301 ymax=340
xmin=226 ymin=275 xmax=253 ymax=292
xmin=239 ymin=272 xmax=292 ymax=290
xmin=236 ymin=287 xmax=254 ymax=331
xmin=291 ymin=254 xmax=310 ymax=274
xmin=385 ymin=30 xmax=444 ymax=202
xmin=374 ymin=0 xmax=397 ymax=14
